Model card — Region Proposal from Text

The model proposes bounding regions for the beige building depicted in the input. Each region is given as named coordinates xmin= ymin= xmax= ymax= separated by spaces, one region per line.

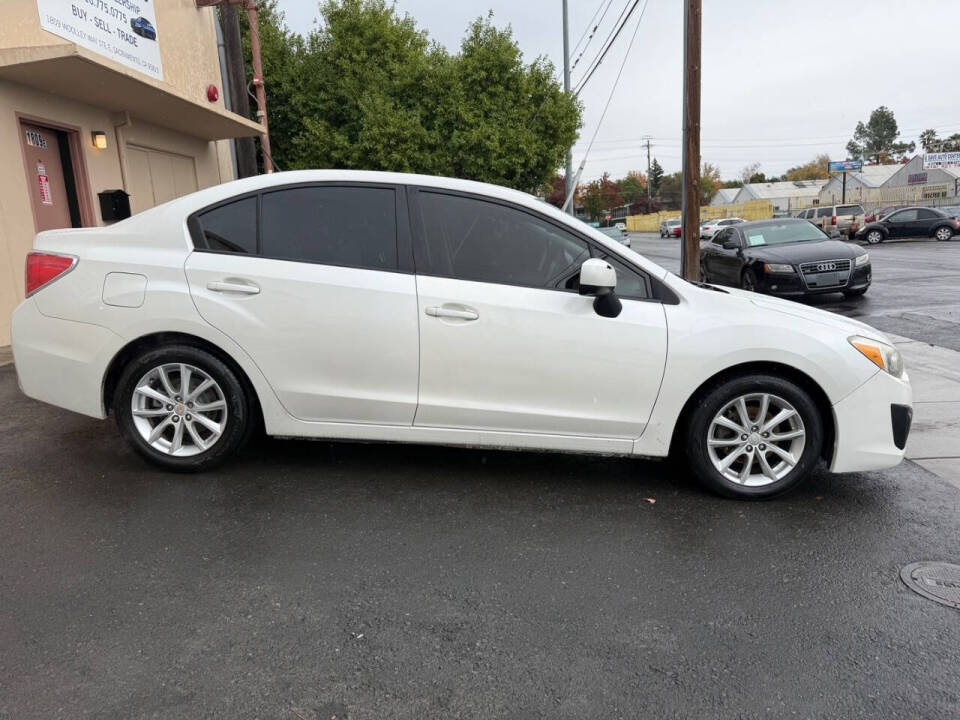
xmin=0 ymin=0 xmax=261 ymax=345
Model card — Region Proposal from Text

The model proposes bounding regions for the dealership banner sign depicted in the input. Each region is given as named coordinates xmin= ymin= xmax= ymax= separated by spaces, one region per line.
xmin=828 ymin=160 xmax=863 ymax=173
xmin=923 ymin=152 xmax=960 ymax=170
xmin=37 ymin=0 xmax=163 ymax=80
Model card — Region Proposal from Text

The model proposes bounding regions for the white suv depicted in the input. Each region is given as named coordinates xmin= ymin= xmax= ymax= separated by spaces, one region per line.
xmin=11 ymin=171 xmax=912 ymax=499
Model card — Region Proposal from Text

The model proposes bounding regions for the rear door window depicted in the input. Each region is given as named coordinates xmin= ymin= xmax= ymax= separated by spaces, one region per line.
xmin=260 ymin=186 xmax=397 ymax=270
xmin=196 ymin=197 xmax=258 ymax=254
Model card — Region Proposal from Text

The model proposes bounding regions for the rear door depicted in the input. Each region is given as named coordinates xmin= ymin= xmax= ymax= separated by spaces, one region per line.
xmin=184 ymin=183 xmax=419 ymax=425
xmin=410 ymin=188 xmax=667 ymax=440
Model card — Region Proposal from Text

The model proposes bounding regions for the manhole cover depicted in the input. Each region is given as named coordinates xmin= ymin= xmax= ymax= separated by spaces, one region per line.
xmin=900 ymin=562 xmax=960 ymax=609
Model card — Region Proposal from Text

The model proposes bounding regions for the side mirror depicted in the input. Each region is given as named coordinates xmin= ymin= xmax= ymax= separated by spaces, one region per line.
xmin=722 ymin=239 xmax=740 ymax=250
xmin=579 ymin=258 xmax=622 ymax=318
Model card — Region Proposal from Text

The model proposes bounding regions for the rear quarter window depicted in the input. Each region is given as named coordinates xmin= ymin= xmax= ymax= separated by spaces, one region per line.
xmin=195 ymin=197 xmax=258 ymax=254
xmin=837 ymin=205 xmax=865 ymax=216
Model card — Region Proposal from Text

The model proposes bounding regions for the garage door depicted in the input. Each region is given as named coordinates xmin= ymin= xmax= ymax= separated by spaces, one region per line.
xmin=126 ymin=145 xmax=199 ymax=215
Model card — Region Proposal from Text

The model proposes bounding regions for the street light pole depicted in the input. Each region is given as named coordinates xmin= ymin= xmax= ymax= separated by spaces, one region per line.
xmin=563 ymin=0 xmax=574 ymax=215
xmin=680 ymin=0 xmax=701 ymax=281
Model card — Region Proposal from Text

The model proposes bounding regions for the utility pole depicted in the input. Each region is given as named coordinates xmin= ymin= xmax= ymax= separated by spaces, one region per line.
xmin=680 ymin=0 xmax=701 ymax=281
xmin=562 ymin=0 xmax=574 ymax=214
xmin=644 ymin=136 xmax=652 ymax=197
xmin=218 ymin=4 xmax=257 ymax=178
xmin=197 ymin=0 xmax=273 ymax=173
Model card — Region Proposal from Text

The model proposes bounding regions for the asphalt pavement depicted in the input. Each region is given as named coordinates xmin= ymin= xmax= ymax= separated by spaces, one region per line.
xmin=2 ymin=236 xmax=960 ymax=718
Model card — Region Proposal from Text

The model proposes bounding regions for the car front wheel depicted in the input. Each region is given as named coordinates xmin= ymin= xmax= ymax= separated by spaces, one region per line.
xmin=740 ymin=268 xmax=758 ymax=292
xmin=865 ymin=230 xmax=884 ymax=244
xmin=114 ymin=345 xmax=251 ymax=472
xmin=684 ymin=374 xmax=824 ymax=499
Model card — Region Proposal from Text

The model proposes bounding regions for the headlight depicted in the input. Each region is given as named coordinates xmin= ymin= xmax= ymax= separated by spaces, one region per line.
xmin=849 ymin=335 xmax=904 ymax=378
xmin=764 ymin=263 xmax=794 ymax=274
xmin=855 ymin=253 xmax=870 ymax=266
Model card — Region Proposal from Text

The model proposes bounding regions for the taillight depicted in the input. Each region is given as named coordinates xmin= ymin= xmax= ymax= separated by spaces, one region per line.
xmin=831 ymin=216 xmax=837 ymax=225
xmin=25 ymin=252 xmax=77 ymax=297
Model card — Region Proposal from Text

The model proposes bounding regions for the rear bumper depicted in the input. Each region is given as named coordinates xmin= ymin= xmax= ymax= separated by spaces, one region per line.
xmin=11 ymin=300 xmax=122 ymax=419
xmin=830 ymin=369 xmax=913 ymax=473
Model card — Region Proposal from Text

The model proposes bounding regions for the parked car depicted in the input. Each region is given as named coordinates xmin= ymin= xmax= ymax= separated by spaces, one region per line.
xmin=937 ymin=205 xmax=960 ymax=219
xmin=796 ymin=204 xmax=865 ymax=238
xmin=660 ymin=219 xmax=681 ymax=238
xmin=598 ymin=226 xmax=631 ymax=248
xmin=614 ymin=222 xmax=626 ymax=231
xmin=130 ymin=17 xmax=157 ymax=41
xmin=855 ymin=206 xmax=960 ymax=244
xmin=700 ymin=217 xmax=745 ymax=240
xmin=865 ymin=206 xmax=904 ymax=223
xmin=700 ymin=218 xmax=871 ymax=298
xmin=12 ymin=171 xmax=911 ymax=500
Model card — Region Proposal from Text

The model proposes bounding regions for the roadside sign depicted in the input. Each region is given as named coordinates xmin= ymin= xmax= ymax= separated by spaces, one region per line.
xmin=923 ymin=152 xmax=960 ymax=170
xmin=829 ymin=160 xmax=863 ymax=173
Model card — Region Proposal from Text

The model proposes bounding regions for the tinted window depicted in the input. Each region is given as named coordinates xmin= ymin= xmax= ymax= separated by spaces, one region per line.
xmin=712 ymin=229 xmax=729 ymax=245
xmin=837 ymin=205 xmax=864 ymax=216
xmin=597 ymin=254 xmax=650 ymax=299
xmin=889 ymin=209 xmax=918 ymax=222
xmin=260 ymin=186 xmax=397 ymax=270
xmin=416 ymin=192 xmax=589 ymax=287
xmin=917 ymin=208 xmax=940 ymax=220
xmin=816 ymin=207 xmax=833 ymax=218
xmin=197 ymin=197 xmax=257 ymax=254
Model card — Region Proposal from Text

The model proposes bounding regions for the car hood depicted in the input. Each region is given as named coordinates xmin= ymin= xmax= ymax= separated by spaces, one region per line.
xmin=717 ymin=285 xmax=889 ymax=341
xmin=745 ymin=239 xmax=861 ymax=264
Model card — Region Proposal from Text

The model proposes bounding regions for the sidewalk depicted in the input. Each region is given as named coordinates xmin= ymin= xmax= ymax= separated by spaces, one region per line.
xmin=892 ymin=335 xmax=960 ymax=491
xmin=0 ymin=345 xmax=10 ymax=367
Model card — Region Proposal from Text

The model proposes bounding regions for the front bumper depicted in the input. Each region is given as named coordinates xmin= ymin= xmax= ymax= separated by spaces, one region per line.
xmin=830 ymin=369 xmax=913 ymax=473
xmin=761 ymin=264 xmax=871 ymax=297
xmin=11 ymin=299 xmax=122 ymax=419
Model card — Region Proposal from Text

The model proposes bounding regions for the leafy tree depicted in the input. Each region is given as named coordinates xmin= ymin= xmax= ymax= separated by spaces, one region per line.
xmin=846 ymin=106 xmax=915 ymax=164
xmin=543 ymin=173 xmax=568 ymax=208
xmin=700 ymin=162 xmax=722 ymax=205
xmin=578 ymin=172 xmax=623 ymax=221
xmin=784 ymin=155 xmax=830 ymax=180
xmin=739 ymin=162 xmax=762 ymax=184
xmin=244 ymin=1 xmax=582 ymax=192
xmin=647 ymin=158 xmax=664 ymax=196
xmin=919 ymin=129 xmax=960 ymax=153
xmin=658 ymin=171 xmax=683 ymax=209
xmin=617 ymin=171 xmax=646 ymax=205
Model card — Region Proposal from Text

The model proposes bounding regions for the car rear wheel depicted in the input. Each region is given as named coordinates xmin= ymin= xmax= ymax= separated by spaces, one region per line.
xmin=935 ymin=227 xmax=953 ymax=241
xmin=114 ymin=345 xmax=251 ymax=472
xmin=866 ymin=230 xmax=884 ymax=244
xmin=740 ymin=268 xmax=758 ymax=292
xmin=684 ymin=374 xmax=824 ymax=499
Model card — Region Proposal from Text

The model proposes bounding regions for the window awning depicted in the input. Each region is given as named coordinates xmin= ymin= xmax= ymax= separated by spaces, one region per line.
xmin=0 ymin=44 xmax=263 ymax=140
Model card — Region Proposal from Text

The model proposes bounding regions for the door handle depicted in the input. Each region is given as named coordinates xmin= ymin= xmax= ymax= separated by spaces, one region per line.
xmin=207 ymin=280 xmax=260 ymax=295
xmin=425 ymin=306 xmax=479 ymax=321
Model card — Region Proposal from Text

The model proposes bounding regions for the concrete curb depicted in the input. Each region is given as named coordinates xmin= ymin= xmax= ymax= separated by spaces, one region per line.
xmin=0 ymin=346 xmax=11 ymax=368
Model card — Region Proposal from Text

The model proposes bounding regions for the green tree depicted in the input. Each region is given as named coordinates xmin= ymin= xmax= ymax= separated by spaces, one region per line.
xmin=919 ymin=129 xmax=960 ymax=153
xmin=846 ymin=106 xmax=915 ymax=164
xmin=658 ymin=171 xmax=683 ymax=209
xmin=700 ymin=162 xmax=722 ymax=205
xmin=245 ymin=1 xmax=581 ymax=192
xmin=579 ymin=172 xmax=623 ymax=221
xmin=648 ymin=158 xmax=664 ymax=196
xmin=617 ymin=171 xmax=646 ymax=205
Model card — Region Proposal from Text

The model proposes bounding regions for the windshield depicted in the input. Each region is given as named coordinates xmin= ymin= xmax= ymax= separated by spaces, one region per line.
xmin=741 ymin=222 xmax=828 ymax=247
xmin=666 ymin=220 xmax=680 ymax=226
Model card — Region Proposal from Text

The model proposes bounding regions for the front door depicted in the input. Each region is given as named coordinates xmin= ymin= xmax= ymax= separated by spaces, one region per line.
xmin=19 ymin=122 xmax=80 ymax=232
xmin=184 ymin=184 xmax=419 ymax=425
xmin=410 ymin=189 xmax=668 ymax=439
xmin=884 ymin=208 xmax=918 ymax=238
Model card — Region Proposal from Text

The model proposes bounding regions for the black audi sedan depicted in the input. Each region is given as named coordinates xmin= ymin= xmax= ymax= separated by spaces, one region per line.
xmin=700 ymin=218 xmax=871 ymax=298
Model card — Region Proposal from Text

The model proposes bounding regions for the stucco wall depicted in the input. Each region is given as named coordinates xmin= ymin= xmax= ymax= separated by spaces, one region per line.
xmin=0 ymin=79 xmax=232 ymax=345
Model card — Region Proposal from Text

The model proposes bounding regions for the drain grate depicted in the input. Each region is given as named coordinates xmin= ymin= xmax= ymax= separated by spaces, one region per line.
xmin=900 ymin=562 xmax=960 ymax=609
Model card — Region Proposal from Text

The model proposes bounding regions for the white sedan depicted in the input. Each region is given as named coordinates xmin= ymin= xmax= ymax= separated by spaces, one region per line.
xmin=701 ymin=217 xmax=745 ymax=240
xmin=12 ymin=171 xmax=912 ymax=499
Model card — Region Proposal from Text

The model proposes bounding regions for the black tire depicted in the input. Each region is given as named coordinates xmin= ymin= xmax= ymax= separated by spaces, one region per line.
xmin=113 ymin=344 xmax=251 ymax=472
xmin=865 ymin=229 xmax=884 ymax=245
xmin=683 ymin=373 xmax=824 ymax=499
xmin=740 ymin=267 xmax=758 ymax=292
xmin=843 ymin=287 xmax=868 ymax=298
xmin=934 ymin=226 xmax=953 ymax=242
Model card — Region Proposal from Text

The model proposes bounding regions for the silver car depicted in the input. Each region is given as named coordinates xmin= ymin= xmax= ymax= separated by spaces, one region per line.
xmin=797 ymin=204 xmax=866 ymax=238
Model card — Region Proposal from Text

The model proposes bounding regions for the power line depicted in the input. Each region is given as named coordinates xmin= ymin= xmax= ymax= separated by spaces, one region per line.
xmin=573 ymin=0 xmax=643 ymax=96
xmin=570 ymin=0 xmax=606 ymax=56
xmin=571 ymin=0 xmax=616 ymax=72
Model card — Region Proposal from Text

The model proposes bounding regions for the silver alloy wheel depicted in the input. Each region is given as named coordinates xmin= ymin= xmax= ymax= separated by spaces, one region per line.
xmin=936 ymin=227 xmax=952 ymax=241
xmin=131 ymin=363 xmax=227 ymax=457
xmin=866 ymin=230 xmax=883 ymax=244
xmin=706 ymin=392 xmax=806 ymax=487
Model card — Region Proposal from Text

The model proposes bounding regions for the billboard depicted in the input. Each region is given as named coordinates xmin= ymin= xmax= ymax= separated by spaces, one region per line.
xmin=923 ymin=152 xmax=960 ymax=170
xmin=37 ymin=0 xmax=163 ymax=81
xmin=828 ymin=160 xmax=863 ymax=173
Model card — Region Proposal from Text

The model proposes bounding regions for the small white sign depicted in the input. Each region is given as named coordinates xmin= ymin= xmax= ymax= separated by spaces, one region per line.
xmin=37 ymin=162 xmax=53 ymax=206
xmin=36 ymin=0 xmax=163 ymax=81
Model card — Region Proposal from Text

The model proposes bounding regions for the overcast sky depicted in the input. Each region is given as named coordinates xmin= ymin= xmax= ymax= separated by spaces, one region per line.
xmin=274 ymin=0 xmax=960 ymax=182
